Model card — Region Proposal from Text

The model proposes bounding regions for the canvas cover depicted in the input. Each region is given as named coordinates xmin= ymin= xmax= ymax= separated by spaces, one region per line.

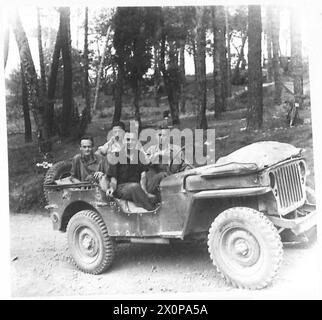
xmin=196 ymin=141 xmax=302 ymax=178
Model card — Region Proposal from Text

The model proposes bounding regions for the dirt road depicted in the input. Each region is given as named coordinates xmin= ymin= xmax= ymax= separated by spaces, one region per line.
xmin=10 ymin=213 xmax=321 ymax=299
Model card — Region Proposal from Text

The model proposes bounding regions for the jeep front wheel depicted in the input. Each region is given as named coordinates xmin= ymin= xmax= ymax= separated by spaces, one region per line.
xmin=208 ymin=207 xmax=283 ymax=289
xmin=67 ymin=210 xmax=115 ymax=274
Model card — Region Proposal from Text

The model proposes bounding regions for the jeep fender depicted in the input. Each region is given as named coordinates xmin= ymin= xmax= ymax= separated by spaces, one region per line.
xmin=182 ymin=187 xmax=271 ymax=237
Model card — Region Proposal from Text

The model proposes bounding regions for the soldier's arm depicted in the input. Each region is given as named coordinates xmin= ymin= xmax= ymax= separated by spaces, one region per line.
xmin=96 ymin=141 xmax=110 ymax=156
xmin=140 ymin=171 xmax=148 ymax=193
xmin=109 ymin=177 xmax=117 ymax=192
xmin=140 ymin=171 xmax=155 ymax=197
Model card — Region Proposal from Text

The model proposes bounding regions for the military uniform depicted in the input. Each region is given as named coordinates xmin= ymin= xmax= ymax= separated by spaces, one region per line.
xmin=144 ymin=143 xmax=183 ymax=198
xmin=106 ymin=150 xmax=155 ymax=211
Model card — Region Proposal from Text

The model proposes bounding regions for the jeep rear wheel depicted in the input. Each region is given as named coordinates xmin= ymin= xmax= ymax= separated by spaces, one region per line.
xmin=208 ymin=207 xmax=283 ymax=289
xmin=67 ymin=210 xmax=114 ymax=274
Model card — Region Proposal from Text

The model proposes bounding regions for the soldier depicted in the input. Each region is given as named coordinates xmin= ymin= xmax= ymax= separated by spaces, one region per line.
xmin=70 ymin=135 xmax=110 ymax=192
xmin=96 ymin=121 xmax=126 ymax=158
xmin=105 ymin=131 xmax=156 ymax=211
xmin=142 ymin=125 xmax=184 ymax=200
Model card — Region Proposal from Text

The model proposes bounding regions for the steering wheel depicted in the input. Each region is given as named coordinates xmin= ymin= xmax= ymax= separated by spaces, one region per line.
xmin=169 ymin=146 xmax=195 ymax=173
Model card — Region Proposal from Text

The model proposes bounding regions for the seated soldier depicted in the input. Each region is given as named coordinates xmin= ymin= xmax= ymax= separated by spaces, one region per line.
xmin=142 ymin=125 xmax=183 ymax=200
xmin=106 ymin=131 xmax=156 ymax=211
xmin=70 ymin=135 xmax=109 ymax=192
xmin=96 ymin=121 xmax=126 ymax=157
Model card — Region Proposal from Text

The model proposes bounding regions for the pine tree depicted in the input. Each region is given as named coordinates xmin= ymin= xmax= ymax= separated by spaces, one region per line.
xmin=247 ymin=5 xmax=263 ymax=130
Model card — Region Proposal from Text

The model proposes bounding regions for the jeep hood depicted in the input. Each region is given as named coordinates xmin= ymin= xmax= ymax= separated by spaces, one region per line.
xmin=193 ymin=141 xmax=302 ymax=178
xmin=216 ymin=141 xmax=302 ymax=168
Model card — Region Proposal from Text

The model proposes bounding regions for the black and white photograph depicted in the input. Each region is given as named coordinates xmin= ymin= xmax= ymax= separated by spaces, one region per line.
xmin=1 ymin=0 xmax=322 ymax=300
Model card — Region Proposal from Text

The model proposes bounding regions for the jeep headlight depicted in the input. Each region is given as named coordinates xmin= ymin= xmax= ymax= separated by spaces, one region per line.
xmin=269 ymin=172 xmax=276 ymax=189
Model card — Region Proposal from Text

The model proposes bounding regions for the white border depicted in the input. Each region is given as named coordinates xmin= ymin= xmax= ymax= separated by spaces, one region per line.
xmin=1 ymin=0 xmax=322 ymax=300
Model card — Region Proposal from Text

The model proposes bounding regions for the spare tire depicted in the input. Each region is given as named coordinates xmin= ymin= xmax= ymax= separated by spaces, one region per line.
xmin=44 ymin=160 xmax=72 ymax=203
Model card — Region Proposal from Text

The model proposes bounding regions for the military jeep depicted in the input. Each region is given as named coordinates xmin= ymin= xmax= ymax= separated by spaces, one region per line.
xmin=44 ymin=141 xmax=317 ymax=289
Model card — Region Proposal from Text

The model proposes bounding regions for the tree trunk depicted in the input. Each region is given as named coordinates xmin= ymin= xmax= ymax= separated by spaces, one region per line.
xmin=213 ymin=6 xmax=227 ymax=118
xmin=47 ymin=22 xmax=62 ymax=136
xmin=133 ymin=81 xmax=142 ymax=128
xmin=232 ymin=34 xmax=247 ymax=82
xmin=93 ymin=26 xmax=111 ymax=112
xmin=21 ymin=66 xmax=32 ymax=142
xmin=179 ymin=40 xmax=186 ymax=114
xmin=225 ymin=8 xmax=232 ymax=98
xmin=247 ymin=5 xmax=263 ymax=130
xmin=168 ymin=41 xmax=180 ymax=125
xmin=111 ymin=63 xmax=117 ymax=99
xmin=37 ymin=8 xmax=47 ymax=96
xmin=241 ymin=49 xmax=247 ymax=70
xmin=15 ymin=79 xmax=20 ymax=107
xmin=59 ymin=7 xmax=73 ymax=137
xmin=192 ymin=39 xmax=197 ymax=81
xmin=267 ymin=35 xmax=273 ymax=82
xmin=11 ymin=11 xmax=50 ymax=151
xmin=36 ymin=7 xmax=50 ymax=138
xmin=290 ymin=7 xmax=304 ymax=108
xmin=152 ymin=14 xmax=163 ymax=110
xmin=153 ymin=44 xmax=161 ymax=109
xmin=222 ymin=45 xmax=228 ymax=101
xmin=160 ymin=36 xmax=180 ymax=126
xmin=113 ymin=60 xmax=124 ymax=125
xmin=265 ymin=6 xmax=273 ymax=82
xmin=195 ymin=6 xmax=207 ymax=129
xmin=112 ymin=7 xmax=127 ymax=126
xmin=79 ymin=7 xmax=91 ymax=136
xmin=4 ymin=25 xmax=9 ymax=69
xmin=130 ymin=18 xmax=147 ymax=130
xmin=271 ymin=7 xmax=282 ymax=104
xmin=83 ymin=6 xmax=91 ymax=112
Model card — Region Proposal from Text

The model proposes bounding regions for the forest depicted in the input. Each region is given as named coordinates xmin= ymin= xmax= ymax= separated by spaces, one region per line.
xmin=4 ymin=5 xmax=313 ymax=212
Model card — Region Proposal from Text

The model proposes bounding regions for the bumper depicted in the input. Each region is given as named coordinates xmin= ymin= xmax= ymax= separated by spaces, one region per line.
xmin=268 ymin=203 xmax=317 ymax=236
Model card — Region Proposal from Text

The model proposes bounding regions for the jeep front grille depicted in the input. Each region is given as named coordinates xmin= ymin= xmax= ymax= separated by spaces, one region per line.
xmin=270 ymin=160 xmax=306 ymax=214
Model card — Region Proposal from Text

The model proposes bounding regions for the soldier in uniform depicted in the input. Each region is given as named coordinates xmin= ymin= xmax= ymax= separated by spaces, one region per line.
xmin=142 ymin=125 xmax=184 ymax=200
xmin=70 ymin=135 xmax=110 ymax=192
xmin=96 ymin=121 xmax=126 ymax=158
xmin=105 ymin=131 xmax=156 ymax=211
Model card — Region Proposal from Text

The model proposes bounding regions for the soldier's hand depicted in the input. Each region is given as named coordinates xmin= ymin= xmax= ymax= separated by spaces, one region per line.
xmin=106 ymin=187 xmax=114 ymax=197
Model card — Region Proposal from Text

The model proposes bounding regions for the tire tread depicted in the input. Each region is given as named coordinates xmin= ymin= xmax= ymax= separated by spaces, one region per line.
xmin=67 ymin=210 xmax=115 ymax=275
xmin=207 ymin=207 xmax=283 ymax=290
